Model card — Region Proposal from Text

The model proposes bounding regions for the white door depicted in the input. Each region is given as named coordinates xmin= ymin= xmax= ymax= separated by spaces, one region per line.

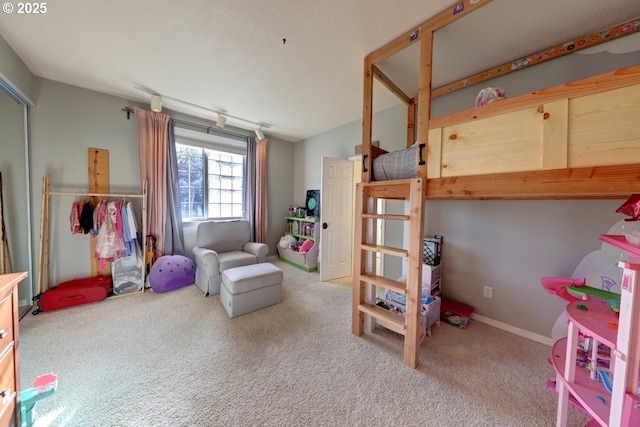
xmin=320 ymin=157 xmax=353 ymax=281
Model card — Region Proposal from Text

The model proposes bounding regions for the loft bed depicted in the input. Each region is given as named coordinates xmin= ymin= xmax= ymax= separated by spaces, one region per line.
xmin=369 ymin=64 xmax=640 ymax=198
xmin=360 ymin=2 xmax=640 ymax=199
xmin=353 ymin=0 xmax=640 ymax=371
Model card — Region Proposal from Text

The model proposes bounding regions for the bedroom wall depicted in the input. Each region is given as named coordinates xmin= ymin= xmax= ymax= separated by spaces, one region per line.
xmin=431 ymin=48 xmax=640 ymax=117
xmin=28 ymin=78 xmax=293 ymax=290
xmin=28 ymin=78 xmax=140 ymax=288
xmin=0 ymin=34 xmax=35 ymax=103
xmin=293 ymin=49 xmax=634 ymax=339
xmin=293 ymin=103 xmax=409 ymax=281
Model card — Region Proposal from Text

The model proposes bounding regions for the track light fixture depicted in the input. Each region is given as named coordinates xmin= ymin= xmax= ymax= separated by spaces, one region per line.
xmin=150 ymin=94 xmax=162 ymax=112
xmin=134 ymin=87 xmax=270 ymax=131
xmin=255 ymin=127 xmax=265 ymax=140
xmin=216 ymin=114 xmax=227 ymax=129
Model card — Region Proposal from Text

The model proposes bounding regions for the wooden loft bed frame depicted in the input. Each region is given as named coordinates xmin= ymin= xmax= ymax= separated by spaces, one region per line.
xmin=353 ymin=0 xmax=640 ymax=370
xmin=360 ymin=1 xmax=640 ymax=199
xmin=426 ymin=65 xmax=640 ymax=199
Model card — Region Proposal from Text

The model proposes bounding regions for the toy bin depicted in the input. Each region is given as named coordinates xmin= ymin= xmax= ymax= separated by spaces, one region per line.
xmin=423 ymin=296 xmax=441 ymax=337
xmin=440 ymin=297 xmax=473 ymax=329
xmin=375 ymin=296 xmax=442 ymax=342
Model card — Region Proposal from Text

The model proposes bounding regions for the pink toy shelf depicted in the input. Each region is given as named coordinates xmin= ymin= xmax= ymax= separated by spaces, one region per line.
xmin=552 ymin=234 xmax=640 ymax=426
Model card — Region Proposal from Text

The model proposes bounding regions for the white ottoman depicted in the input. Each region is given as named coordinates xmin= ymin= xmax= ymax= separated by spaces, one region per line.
xmin=220 ymin=263 xmax=283 ymax=318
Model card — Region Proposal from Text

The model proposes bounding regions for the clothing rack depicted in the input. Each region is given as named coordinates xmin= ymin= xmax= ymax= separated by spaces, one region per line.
xmin=0 ymin=172 xmax=11 ymax=274
xmin=37 ymin=174 xmax=148 ymax=298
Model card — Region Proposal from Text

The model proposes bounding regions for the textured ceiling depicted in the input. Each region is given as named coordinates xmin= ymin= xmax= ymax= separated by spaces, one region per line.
xmin=1 ymin=0 xmax=640 ymax=142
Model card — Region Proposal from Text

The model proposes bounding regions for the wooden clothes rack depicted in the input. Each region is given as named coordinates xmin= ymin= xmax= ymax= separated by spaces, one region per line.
xmin=37 ymin=174 xmax=148 ymax=297
xmin=0 ymin=172 xmax=12 ymax=275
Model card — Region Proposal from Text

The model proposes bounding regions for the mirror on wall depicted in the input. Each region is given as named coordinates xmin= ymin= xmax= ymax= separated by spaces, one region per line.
xmin=0 ymin=85 xmax=33 ymax=312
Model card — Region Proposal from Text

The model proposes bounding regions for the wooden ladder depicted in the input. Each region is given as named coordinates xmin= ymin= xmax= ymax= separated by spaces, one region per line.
xmin=352 ymin=177 xmax=425 ymax=368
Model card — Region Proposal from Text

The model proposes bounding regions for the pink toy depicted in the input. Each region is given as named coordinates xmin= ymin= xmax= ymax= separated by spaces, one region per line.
xmin=616 ymin=194 xmax=640 ymax=220
xmin=541 ymin=276 xmax=586 ymax=302
xmin=298 ymin=240 xmax=314 ymax=254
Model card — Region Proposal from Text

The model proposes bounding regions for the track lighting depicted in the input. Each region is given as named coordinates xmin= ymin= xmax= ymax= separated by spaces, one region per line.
xmin=255 ymin=127 xmax=265 ymax=140
xmin=150 ymin=94 xmax=162 ymax=112
xmin=134 ymin=87 xmax=270 ymax=131
xmin=216 ymin=114 xmax=227 ymax=129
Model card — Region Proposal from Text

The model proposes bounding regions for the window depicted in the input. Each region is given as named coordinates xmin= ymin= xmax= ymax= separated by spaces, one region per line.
xmin=176 ymin=131 xmax=246 ymax=221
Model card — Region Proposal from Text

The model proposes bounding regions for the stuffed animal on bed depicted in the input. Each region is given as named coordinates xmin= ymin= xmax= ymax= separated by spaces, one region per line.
xmin=475 ymin=87 xmax=506 ymax=107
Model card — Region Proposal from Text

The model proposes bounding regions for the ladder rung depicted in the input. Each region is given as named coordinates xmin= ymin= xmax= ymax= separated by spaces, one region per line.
xmin=362 ymin=180 xmax=412 ymax=199
xmin=359 ymin=273 xmax=406 ymax=293
xmin=360 ymin=243 xmax=407 ymax=258
xmin=361 ymin=213 xmax=410 ymax=221
xmin=359 ymin=179 xmax=415 ymax=188
xmin=358 ymin=302 xmax=405 ymax=331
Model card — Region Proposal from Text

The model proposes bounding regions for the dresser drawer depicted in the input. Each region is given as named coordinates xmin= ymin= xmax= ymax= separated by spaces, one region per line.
xmin=0 ymin=345 xmax=15 ymax=413
xmin=0 ymin=397 xmax=15 ymax=427
xmin=0 ymin=295 xmax=14 ymax=356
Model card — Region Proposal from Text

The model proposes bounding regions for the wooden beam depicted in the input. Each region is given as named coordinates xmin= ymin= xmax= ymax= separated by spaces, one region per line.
xmin=372 ymin=65 xmax=411 ymax=105
xmin=425 ymin=164 xmax=640 ymax=200
xmin=361 ymin=55 xmax=374 ymax=184
xmin=352 ymin=183 xmax=365 ymax=337
xmin=370 ymin=0 xmax=492 ymax=65
xmin=407 ymin=99 xmax=416 ymax=148
xmin=404 ymin=178 xmax=425 ymax=368
xmin=415 ymin=30 xmax=433 ymax=181
xmin=432 ymin=15 xmax=640 ymax=99
xmin=363 ymin=179 xmax=412 ymax=199
xmin=88 ymin=148 xmax=110 ymax=276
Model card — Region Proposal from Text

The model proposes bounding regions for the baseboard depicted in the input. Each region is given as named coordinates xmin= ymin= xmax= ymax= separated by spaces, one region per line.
xmin=471 ymin=313 xmax=554 ymax=347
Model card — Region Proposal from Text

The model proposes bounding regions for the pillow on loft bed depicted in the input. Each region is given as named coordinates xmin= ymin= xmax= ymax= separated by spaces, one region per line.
xmin=372 ymin=143 xmax=419 ymax=181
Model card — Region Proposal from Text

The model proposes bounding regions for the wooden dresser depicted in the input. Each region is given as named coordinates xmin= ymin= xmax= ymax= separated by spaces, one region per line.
xmin=0 ymin=272 xmax=26 ymax=427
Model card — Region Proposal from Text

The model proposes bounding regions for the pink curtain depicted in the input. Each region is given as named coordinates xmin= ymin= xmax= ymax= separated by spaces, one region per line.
xmin=255 ymin=138 xmax=268 ymax=243
xmin=134 ymin=108 xmax=169 ymax=258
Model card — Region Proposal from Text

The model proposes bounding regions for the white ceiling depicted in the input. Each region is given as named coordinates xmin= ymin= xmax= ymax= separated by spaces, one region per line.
xmin=1 ymin=0 xmax=640 ymax=142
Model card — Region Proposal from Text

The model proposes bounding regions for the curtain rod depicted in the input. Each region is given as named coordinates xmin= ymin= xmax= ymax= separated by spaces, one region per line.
xmin=121 ymin=107 xmax=249 ymax=140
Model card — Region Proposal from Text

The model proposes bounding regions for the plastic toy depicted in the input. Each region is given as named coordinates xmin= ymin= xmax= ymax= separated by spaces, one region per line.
xmin=597 ymin=370 xmax=613 ymax=393
xmin=566 ymin=285 xmax=621 ymax=302
xmin=540 ymin=276 xmax=586 ymax=302
xmin=19 ymin=372 xmax=58 ymax=427
xmin=298 ymin=240 xmax=314 ymax=254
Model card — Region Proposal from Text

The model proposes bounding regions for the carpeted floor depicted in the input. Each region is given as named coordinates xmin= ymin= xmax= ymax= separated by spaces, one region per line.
xmin=19 ymin=260 xmax=588 ymax=427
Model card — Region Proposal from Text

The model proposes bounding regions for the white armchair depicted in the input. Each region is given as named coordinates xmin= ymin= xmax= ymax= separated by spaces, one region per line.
xmin=192 ymin=220 xmax=269 ymax=296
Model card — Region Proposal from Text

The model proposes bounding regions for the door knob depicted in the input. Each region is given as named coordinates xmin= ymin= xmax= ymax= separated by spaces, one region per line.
xmin=322 ymin=223 xmax=328 ymax=229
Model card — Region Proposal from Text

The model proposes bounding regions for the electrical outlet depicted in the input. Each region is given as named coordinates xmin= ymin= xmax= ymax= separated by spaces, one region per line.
xmin=483 ymin=286 xmax=493 ymax=299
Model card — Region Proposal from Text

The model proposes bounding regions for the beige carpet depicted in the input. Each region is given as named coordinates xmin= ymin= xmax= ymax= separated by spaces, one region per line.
xmin=19 ymin=260 xmax=588 ymax=427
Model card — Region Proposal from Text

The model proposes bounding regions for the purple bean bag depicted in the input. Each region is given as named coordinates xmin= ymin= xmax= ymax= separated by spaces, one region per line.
xmin=149 ymin=255 xmax=195 ymax=293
